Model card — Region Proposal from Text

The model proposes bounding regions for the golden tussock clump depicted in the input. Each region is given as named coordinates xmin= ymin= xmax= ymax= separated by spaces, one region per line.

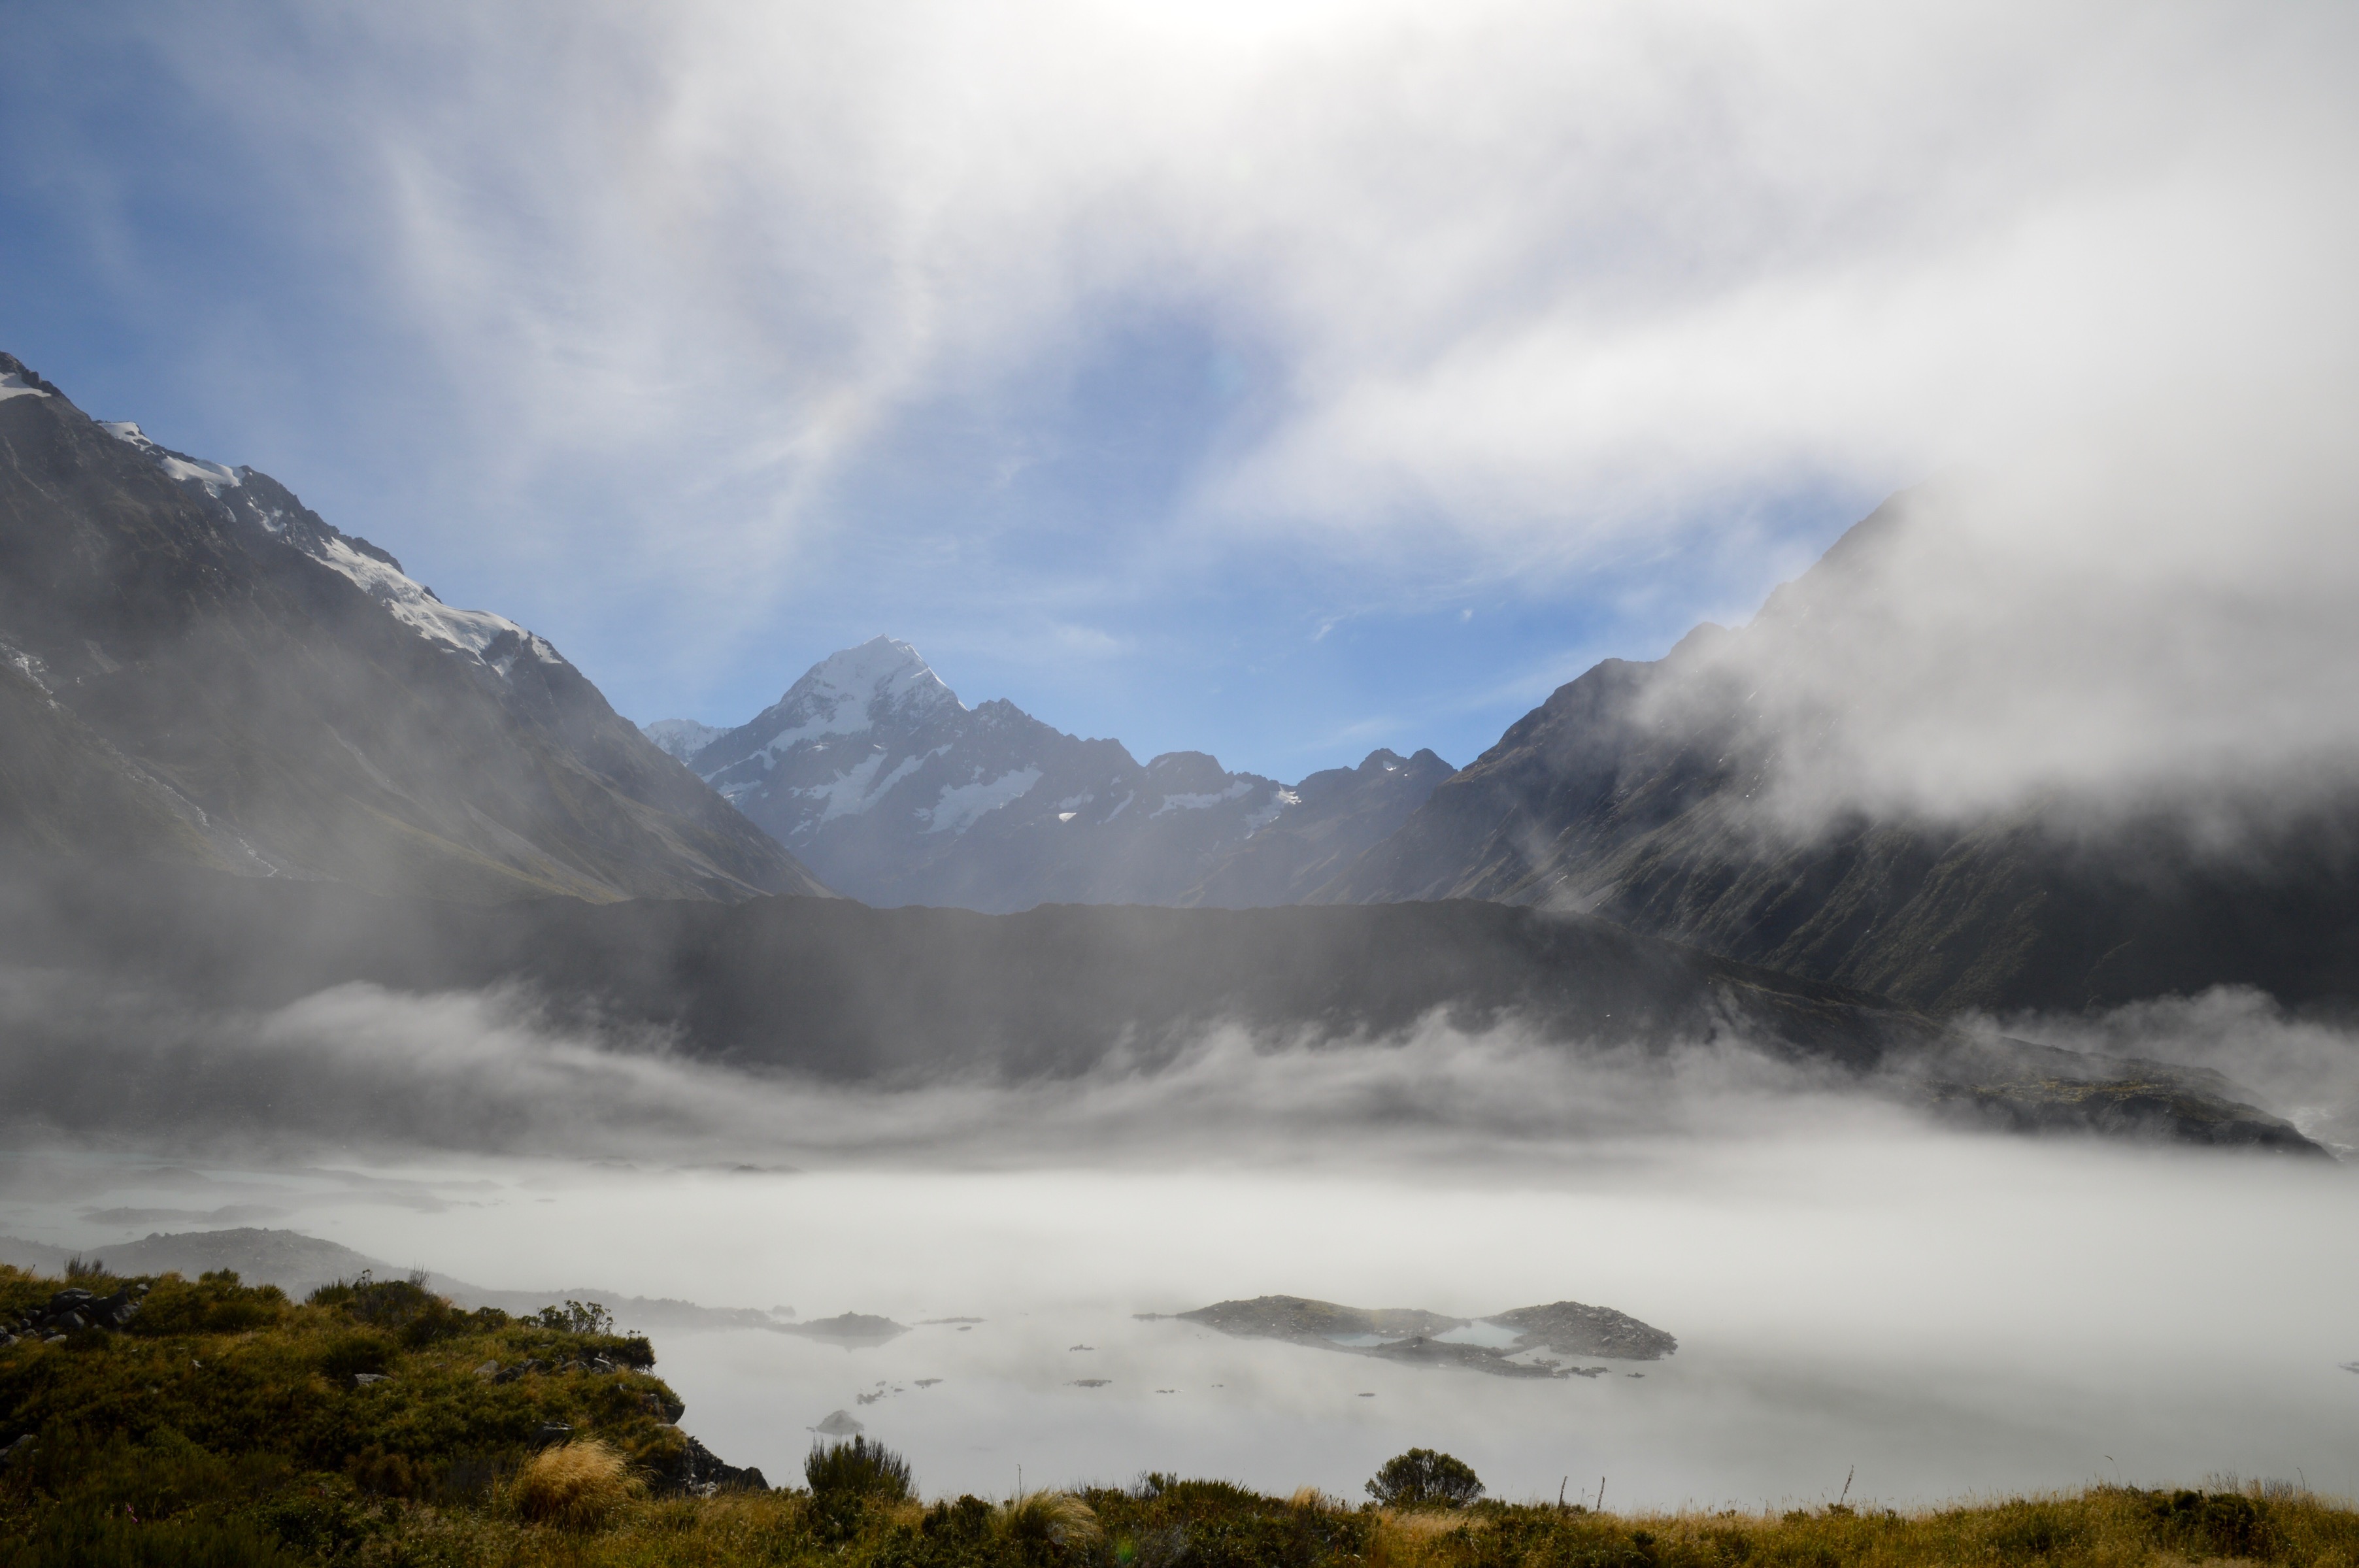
xmin=512 ymin=1439 xmax=640 ymax=1529
xmin=995 ymin=1490 xmax=1104 ymax=1549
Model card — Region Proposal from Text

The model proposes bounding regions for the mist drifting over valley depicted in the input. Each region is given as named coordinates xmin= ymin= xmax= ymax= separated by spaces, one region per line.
xmin=2 ymin=0 xmax=2358 ymax=1540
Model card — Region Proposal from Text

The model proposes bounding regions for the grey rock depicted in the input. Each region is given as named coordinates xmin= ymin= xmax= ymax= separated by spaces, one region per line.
xmin=671 ymin=1433 xmax=765 ymax=1495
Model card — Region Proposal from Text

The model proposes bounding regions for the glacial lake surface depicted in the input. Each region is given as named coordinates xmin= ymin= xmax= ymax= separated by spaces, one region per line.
xmin=6 ymin=1124 xmax=2356 ymax=1509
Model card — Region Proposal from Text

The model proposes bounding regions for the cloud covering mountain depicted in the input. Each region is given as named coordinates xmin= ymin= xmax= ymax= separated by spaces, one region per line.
xmin=1326 ymin=492 xmax=2359 ymax=1016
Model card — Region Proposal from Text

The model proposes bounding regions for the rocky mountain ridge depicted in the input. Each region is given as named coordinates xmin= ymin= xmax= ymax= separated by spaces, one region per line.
xmin=649 ymin=636 xmax=1450 ymax=910
xmin=0 ymin=351 xmax=829 ymax=903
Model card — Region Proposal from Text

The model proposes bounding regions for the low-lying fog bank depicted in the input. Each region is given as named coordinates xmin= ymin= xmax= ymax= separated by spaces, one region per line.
xmin=0 ymin=965 xmax=2344 ymax=1165
xmin=3 ymin=1118 xmax=2354 ymax=1509
xmin=3 ymin=959 xmax=2350 ymax=1505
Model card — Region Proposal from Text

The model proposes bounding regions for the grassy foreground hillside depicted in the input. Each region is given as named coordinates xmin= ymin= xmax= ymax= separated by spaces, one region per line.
xmin=4 ymin=1263 xmax=2356 ymax=1568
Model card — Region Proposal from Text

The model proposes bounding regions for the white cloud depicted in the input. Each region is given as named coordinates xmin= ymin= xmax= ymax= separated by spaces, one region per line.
xmin=96 ymin=0 xmax=2359 ymax=796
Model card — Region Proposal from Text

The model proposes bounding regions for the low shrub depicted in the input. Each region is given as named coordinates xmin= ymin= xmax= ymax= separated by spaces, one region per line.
xmin=805 ymin=1435 xmax=913 ymax=1503
xmin=313 ymin=1330 xmax=393 ymax=1382
xmin=1366 ymin=1448 xmax=1484 ymax=1509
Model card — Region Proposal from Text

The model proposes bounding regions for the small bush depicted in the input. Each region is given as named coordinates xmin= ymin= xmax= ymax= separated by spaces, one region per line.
xmin=1366 ymin=1448 xmax=1484 ymax=1509
xmin=512 ymin=1439 xmax=637 ymax=1529
xmin=314 ymin=1330 xmax=393 ymax=1382
xmin=2149 ymin=1488 xmax=2274 ymax=1558
xmin=805 ymin=1435 xmax=913 ymax=1503
xmin=534 ymin=1300 xmax=614 ymax=1335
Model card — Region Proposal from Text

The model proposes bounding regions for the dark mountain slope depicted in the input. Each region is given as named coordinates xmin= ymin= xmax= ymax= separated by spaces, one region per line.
xmin=0 ymin=352 xmax=828 ymax=902
xmin=1177 ymin=748 xmax=1456 ymax=908
xmin=1318 ymin=499 xmax=2359 ymax=1015
xmin=0 ymin=861 xmax=2317 ymax=1150
xmin=0 ymin=661 xmax=227 ymax=866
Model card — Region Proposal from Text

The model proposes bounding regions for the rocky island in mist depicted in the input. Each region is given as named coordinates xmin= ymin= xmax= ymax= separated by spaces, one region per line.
xmin=1159 ymin=1295 xmax=1678 ymax=1378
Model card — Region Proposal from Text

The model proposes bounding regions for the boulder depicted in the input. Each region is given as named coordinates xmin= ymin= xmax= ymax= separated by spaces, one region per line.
xmin=668 ymin=1433 xmax=767 ymax=1496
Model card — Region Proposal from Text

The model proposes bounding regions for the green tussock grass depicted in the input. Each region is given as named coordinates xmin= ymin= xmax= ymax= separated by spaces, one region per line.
xmin=7 ymin=1261 xmax=2359 ymax=1567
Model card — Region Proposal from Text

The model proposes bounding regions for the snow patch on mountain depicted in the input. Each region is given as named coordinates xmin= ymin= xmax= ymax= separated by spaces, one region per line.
xmin=1242 ymin=788 xmax=1300 ymax=835
xmin=0 ymin=372 xmax=52 ymax=402
xmin=799 ymin=744 xmax=959 ymax=824
xmin=1150 ymin=779 xmax=1255 ymax=818
xmin=314 ymin=533 xmax=549 ymax=662
xmin=99 ymin=420 xmax=567 ymax=676
xmin=101 ymin=422 xmax=244 ymax=495
xmin=926 ymin=767 xmax=1043 ymax=833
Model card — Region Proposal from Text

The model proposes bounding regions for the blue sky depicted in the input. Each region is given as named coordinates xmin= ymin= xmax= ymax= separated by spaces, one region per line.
xmin=3 ymin=2 xmax=2346 ymax=784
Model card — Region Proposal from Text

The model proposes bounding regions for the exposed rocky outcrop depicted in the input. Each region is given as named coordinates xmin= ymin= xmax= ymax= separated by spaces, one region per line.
xmin=0 ymin=1282 xmax=147 ymax=1346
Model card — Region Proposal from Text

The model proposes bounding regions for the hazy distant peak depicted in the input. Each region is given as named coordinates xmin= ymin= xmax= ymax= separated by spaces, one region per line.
xmin=643 ymin=718 xmax=726 ymax=763
xmin=782 ymin=635 xmax=961 ymax=717
xmin=662 ymin=635 xmax=1450 ymax=910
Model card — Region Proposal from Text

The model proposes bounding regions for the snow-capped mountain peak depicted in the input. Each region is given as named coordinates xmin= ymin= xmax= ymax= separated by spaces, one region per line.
xmin=644 ymin=718 xmax=727 ymax=764
xmin=687 ymin=636 xmax=962 ymax=787
xmin=777 ymin=635 xmax=961 ymax=727
xmin=652 ymin=637 xmax=1456 ymax=911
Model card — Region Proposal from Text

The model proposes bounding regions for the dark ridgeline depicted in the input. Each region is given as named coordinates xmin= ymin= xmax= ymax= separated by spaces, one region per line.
xmin=0 ymin=351 xmax=828 ymax=903
xmin=1314 ymin=495 xmax=2359 ymax=1017
xmin=0 ymin=859 xmax=2322 ymax=1152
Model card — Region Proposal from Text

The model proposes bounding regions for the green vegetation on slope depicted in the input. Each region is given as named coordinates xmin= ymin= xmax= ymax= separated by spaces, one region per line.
xmin=6 ymin=1262 xmax=2358 ymax=1567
